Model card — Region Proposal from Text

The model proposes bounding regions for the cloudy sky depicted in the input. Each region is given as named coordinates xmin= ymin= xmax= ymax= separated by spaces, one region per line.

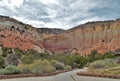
xmin=0 ymin=0 xmax=120 ymax=29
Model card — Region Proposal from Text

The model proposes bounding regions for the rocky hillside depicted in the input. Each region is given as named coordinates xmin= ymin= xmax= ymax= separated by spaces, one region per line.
xmin=0 ymin=16 xmax=64 ymax=53
xmin=0 ymin=15 xmax=120 ymax=55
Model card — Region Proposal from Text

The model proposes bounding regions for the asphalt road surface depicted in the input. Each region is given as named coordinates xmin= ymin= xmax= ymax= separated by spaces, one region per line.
xmin=0 ymin=69 xmax=119 ymax=81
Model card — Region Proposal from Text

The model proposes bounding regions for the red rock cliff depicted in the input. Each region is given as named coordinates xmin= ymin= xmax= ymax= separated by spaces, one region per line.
xmin=44 ymin=19 xmax=120 ymax=55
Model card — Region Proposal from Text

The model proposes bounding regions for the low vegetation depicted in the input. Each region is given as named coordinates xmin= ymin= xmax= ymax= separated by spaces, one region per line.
xmin=88 ymin=58 xmax=120 ymax=75
xmin=102 ymin=67 xmax=120 ymax=74
xmin=89 ymin=58 xmax=119 ymax=69
xmin=18 ymin=59 xmax=56 ymax=74
xmin=0 ymin=56 xmax=4 ymax=69
xmin=0 ymin=45 xmax=118 ymax=75
xmin=0 ymin=65 xmax=19 ymax=75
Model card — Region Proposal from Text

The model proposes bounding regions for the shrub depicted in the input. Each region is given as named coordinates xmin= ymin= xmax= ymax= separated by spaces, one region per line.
xmin=118 ymin=57 xmax=120 ymax=64
xmin=0 ymin=65 xmax=19 ymax=75
xmin=30 ymin=59 xmax=56 ymax=74
xmin=19 ymin=59 xmax=56 ymax=74
xmin=51 ymin=60 xmax=65 ymax=70
xmin=5 ymin=65 xmax=19 ymax=74
xmin=65 ymin=65 xmax=72 ymax=70
xmin=0 ymin=69 xmax=9 ymax=75
xmin=102 ymin=68 xmax=120 ymax=74
xmin=31 ymin=68 xmax=43 ymax=74
xmin=14 ymin=48 xmax=25 ymax=57
xmin=89 ymin=61 xmax=106 ymax=69
xmin=6 ymin=54 xmax=20 ymax=66
xmin=18 ymin=64 xmax=31 ymax=73
xmin=0 ymin=56 xmax=4 ymax=68
xmin=71 ymin=55 xmax=87 ymax=68
xmin=48 ymin=54 xmax=88 ymax=68
xmin=2 ymin=51 xmax=7 ymax=57
xmin=2 ymin=47 xmax=8 ymax=57
xmin=89 ymin=58 xmax=118 ymax=69
xmin=21 ymin=51 xmax=43 ymax=64
xmin=21 ymin=55 xmax=34 ymax=64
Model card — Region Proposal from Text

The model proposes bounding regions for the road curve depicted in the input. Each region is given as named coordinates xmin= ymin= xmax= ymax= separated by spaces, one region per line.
xmin=0 ymin=69 xmax=119 ymax=81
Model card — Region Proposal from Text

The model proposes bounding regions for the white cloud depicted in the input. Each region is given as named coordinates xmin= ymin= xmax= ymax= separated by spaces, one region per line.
xmin=40 ymin=0 xmax=58 ymax=4
xmin=12 ymin=16 xmax=46 ymax=28
xmin=0 ymin=0 xmax=119 ymax=29
xmin=25 ymin=0 xmax=29 ymax=2
xmin=77 ymin=16 xmax=105 ymax=25
xmin=0 ymin=0 xmax=24 ymax=8
xmin=12 ymin=16 xmax=70 ymax=29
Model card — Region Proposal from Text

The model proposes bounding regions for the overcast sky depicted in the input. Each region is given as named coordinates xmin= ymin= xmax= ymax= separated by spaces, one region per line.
xmin=0 ymin=0 xmax=120 ymax=29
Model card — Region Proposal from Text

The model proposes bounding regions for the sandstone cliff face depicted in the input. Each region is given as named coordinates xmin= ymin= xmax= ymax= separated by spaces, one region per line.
xmin=45 ymin=19 xmax=120 ymax=55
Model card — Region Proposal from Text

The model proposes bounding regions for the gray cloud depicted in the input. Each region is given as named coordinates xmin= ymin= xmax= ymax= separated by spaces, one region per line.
xmin=0 ymin=0 xmax=120 ymax=29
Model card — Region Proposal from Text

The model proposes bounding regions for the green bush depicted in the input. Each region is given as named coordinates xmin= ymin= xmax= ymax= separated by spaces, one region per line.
xmin=2 ymin=47 xmax=8 ymax=57
xmin=30 ymin=59 xmax=56 ymax=74
xmin=73 ymin=55 xmax=88 ymax=68
xmin=0 ymin=56 xmax=4 ymax=69
xmin=89 ymin=58 xmax=119 ymax=69
xmin=18 ymin=64 xmax=31 ymax=73
xmin=0 ymin=65 xmax=19 ymax=75
xmin=19 ymin=59 xmax=56 ymax=74
xmin=48 ymin=54 xmax=88 ymax=68
xmin=102 ymin=68 xmax=120 ymax=74
xmin=14 ymin=48 xmax=25 ymax=58
xmin=21 ymin=51 xmax=44 ymax=64
xmin=51 ymin=60 xmax=65 ymax=70
xmin=21 ymin=55 xmax=34 ymax=64
xmin=2 ymin=52 xmax=7 ymax=57
xmin=89 ymin=51 xmax=116 ymax=61
xmin=65 ymin=65 xmax=72 ymax=70
xmin=5 ymin=65 xmax=19 ymax=74
xmin=0 ymin=69 xmax=9 ymax=75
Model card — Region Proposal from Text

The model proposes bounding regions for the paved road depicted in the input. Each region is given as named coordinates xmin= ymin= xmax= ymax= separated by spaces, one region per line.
xmin=0 ymin=69 xmax=119 ymax=81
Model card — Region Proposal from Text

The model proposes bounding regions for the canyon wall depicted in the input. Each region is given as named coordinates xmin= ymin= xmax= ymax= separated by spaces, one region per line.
xmin=45 ymin=19 xmax=120 ymax=55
